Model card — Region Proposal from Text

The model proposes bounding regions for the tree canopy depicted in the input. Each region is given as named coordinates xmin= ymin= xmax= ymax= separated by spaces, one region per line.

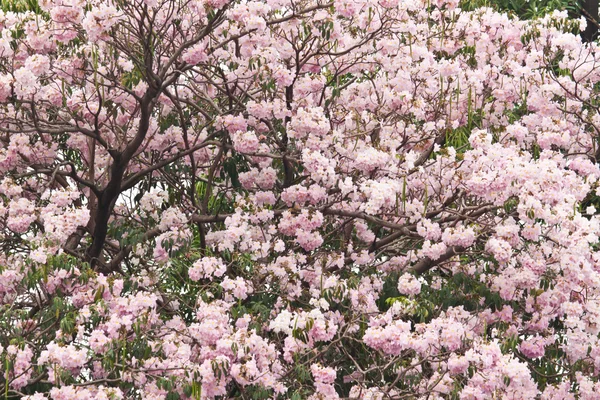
xmin=1 ymin=0 xmax=600 ymax=399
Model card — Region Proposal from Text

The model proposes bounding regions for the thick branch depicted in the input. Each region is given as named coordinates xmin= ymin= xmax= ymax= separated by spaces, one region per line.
xmin=411 ymin=246 xmax=464 ymax=275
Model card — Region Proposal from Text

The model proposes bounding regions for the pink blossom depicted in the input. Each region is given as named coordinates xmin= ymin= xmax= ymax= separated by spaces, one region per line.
xmin=232 ymin=130 xmax=260 ymax=153
xmin=397 ymin=273 xmax=421 ymax=296
xmin=189 ymin=257 xmax=227 ymax=281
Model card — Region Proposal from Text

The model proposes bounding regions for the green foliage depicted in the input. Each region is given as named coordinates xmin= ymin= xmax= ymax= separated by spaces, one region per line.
xmin=460 ymin=0 xmax=580 ymax=19
xmin=0 ymin=0 xmax=41 ymax=13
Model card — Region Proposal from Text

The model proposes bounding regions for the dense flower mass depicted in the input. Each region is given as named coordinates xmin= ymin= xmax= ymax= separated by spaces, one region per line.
xmin=1 ymin=0 xmax=600 ymax=398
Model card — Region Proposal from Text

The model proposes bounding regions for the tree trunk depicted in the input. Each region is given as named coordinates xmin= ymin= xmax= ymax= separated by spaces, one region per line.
xmin=582 ymin=0 xmax=599 ymax=42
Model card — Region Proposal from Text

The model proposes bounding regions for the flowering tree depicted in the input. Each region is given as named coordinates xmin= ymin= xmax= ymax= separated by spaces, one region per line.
xmin=2 ymin=0 xmax=600 ymax=397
